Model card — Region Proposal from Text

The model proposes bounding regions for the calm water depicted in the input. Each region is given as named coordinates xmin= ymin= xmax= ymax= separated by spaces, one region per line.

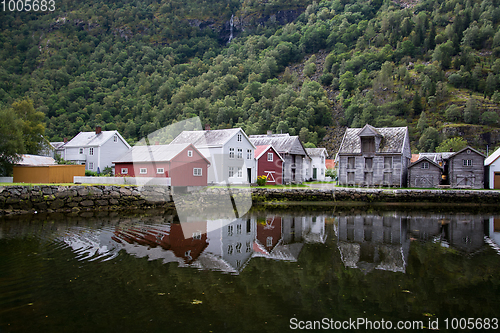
xmin=1 ymin=205 xmax=500 ymax=332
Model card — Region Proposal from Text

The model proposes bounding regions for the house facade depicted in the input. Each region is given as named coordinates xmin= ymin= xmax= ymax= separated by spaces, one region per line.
xmin=170 ymin=128 xmax=255 ymax=184
xmin=113 ymin=143 xmax=210 ymax=187
xmin=254 ymin=145 xmax=283 ymax=185
xmin=249 ymin=133 xmax=309 ymax=184
xmin=484 ymin=147 xmax=500 ymax=189
xmin=447 ymin=146 xmax=485 ymax=189
xmin=337 ymin=124 xmax=411 ymax=187
xmin=62 ymin=126 xmax=131 ymax=173
xmin=407 ymin=157 xmax=443 ymax=188
xmin=304 ymin=148 xmax=328 ymax=181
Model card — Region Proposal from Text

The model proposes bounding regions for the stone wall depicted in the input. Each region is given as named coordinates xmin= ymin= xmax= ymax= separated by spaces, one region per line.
xmin=0 ymin=185 xmax=173 ymax=215
xmin=2 ymin=185 xmax=500 ymax=216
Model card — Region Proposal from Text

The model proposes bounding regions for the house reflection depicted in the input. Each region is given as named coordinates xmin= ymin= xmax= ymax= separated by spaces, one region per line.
xmin=337 ymin=213 xmax=495 ymax=273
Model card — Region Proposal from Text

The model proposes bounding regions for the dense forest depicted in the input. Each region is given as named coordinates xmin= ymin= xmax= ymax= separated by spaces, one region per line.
xmin=2 ymin=0 xmax=500 ymax=154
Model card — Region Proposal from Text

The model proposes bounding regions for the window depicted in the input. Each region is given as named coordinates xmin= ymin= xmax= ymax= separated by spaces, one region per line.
xmin=237 ymin=148 xmax=242 ymax=159
xmin=89 ymin=147 xmax=94 ymax=155
xmin=365 ymin=157 xmax=373 ymax=169
xmin=157 ymin=168 xmax=164 ymax=174
xmin=383 ymin=172 xmax=392 ymax=184
xmin=247 ymin=219 xmax=251 ymax=233
xmin=229 ymin=166 xmax=235 ymax=177
xmin=422 ymin=162 xmax=429 ymax=169
xmin=236 ymin=242 xmax=242 ymax=253
xmin=463 ymin=159 xmax=473 ymax=166
xmin=236 ymin=224 xmax=242 ymax=234
xmin=347 ymin=172 xmax=355 ymax=183
xmin=384 ymin=157 xmax=393 ymax=169
xmin=247 ymin=149 xmax=252 ymax=159
xmin=237 ymin=167 xmax=242 ymax=178
xmin=229 ymin=148 xmax=234 ymax=159
xmin=227 ymin=225 xmax=233 ymax=236
xmin=113 ymin=135 xmax=118 ymax=142
xmin=267 ymin=152 xmax=273 ymax=162
xmin=121 ymin=168 xmax=128 ymax=174
xmin=237 ymin=134 xmax=242 ymax=142
xmin=361 ymin=137 xmax=375 ymax=153
xmin=266 ymin=236 xmax=273 ymax=247
xmin=79 ymin=148 xmax=84 ymax=154
xmin=187 ymin=150 xmax=193 ymax=157
xmin=321 ymin=168 xmax=324 ymax=175
xmin=140 ymin=168 xmax=147 ymax=174
xmin=192 ymin=231 xmax=202 ymax=240
xmin=364 ymin=172 xmax=373 ymax=184
xmin=193 ymin=168 xmax=202 ymax=176
xmin=88 ymin=162 xmax=94 ymax=170
xmin=347 ymin=157 xmax=355 ymax=169
xmin=246 ymin=241 xmax=252 ymax=253
xmin=227 ymin=244 xmax=233 ymax=255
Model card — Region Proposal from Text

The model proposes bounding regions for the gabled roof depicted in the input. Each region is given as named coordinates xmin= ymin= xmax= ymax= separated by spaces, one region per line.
xmin=170 ymin=128 xmax=255 ymax=148
xmin=16 ymin=154 xmax=56 ymax=166
xmin=65 ymin=130 xmax=131 ymax=149
xmin=358 ymin=124 xmax=382 ymax=137
xmin=249 ymin=133 xmax=308 ymax=156
xmin=485 ymin=147 xmax=500 ymax=166
xmin=338 ymin=125 xmax=408 ymax=154
xmin=113 ymin=143 xmax=210 ymax=164
xmin=305 ymin=147 xmax=327 ymax=157
xmin=418 ymin=152 xmax=454 ymax=164
xmin=50 ymin=142 xmax=66 ymax=150
xmin=408 ymin=156 xmax=442 ymax=170
xmin=254 ymin=145 xmax=284 ymax=161
xmin=448 ymin=146 xmax=486 ymax=159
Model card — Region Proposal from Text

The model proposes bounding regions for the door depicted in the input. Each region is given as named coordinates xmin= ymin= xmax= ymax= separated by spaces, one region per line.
xmin=312 ymin=168 xmax=317 ymax=180
xmin=495 ymin=172 xmax=500 ymax=189
xmin=247 ymin=168 xmax=252 ymax=183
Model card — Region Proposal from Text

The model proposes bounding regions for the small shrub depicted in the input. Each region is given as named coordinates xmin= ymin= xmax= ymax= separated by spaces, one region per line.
xmin=257 ymin=175 xmax=267 ymax=186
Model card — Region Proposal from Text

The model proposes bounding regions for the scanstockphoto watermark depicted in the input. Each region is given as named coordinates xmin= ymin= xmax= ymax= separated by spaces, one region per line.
xmin=289 ymin=317 xmax=425 ymax=330
xmin=290 ymin=317 xmax=499 ymax=330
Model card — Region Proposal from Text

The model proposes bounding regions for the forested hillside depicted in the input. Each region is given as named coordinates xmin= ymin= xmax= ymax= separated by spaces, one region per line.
xmin=2 ymin=0 xmax=500 ymax=153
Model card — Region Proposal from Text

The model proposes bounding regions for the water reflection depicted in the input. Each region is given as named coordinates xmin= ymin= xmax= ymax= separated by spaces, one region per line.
xmin=336 ymin=212 xmax=498 ymax=274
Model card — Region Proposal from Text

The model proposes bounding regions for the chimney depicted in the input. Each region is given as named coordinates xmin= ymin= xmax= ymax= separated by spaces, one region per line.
xmin=205 ymin=124 xmax=211 ymax=131
xmin=96 ymin=126 xmax=102 ymax=135
xmin=267 ymin=130 xmax=272 ymax=135
xmin=63 ymin=137 xmax=67 ymax=144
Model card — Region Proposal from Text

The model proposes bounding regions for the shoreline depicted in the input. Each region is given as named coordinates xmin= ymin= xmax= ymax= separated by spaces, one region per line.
xmin=1 ymin=184 xmax=500 ymax=216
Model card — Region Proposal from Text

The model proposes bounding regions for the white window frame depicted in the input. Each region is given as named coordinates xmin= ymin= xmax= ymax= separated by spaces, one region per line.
xmin=139 ymin=168 xmax=147 ymax=174
xmin=228 ymin=166 xmax=235 ymax=177
xmin=247 ymin=149 xmax=252 ymax=159
xmin=88 ymin=162 xmax=94 ymax=170
xmin=193 ymin=168 xmax=202 ymax=176
xmin=266 ymin=236 xmax=273 ymax=247
xmin=157 ymin=168 xmax=164 ymax=174
xmin=237 ymin=148 xmax=243 ymax=159
xmin=463 ymin=159 xmax=473 ymax=166
xmin=229 ymin=148 xmax=235 ymax=159
xmin=237 ymin=134 xmax=242 ymax=142
xmin=187 ymin=150 xmax=193 ymax=157
xmin=113 ymin=135 xmax=118 ymax=142
xmin=237 ymin=167 xmax=242 ymax=178
xmin=267 ymin=152 xmax=273 ymax=162
xmin=89 ymin=147 xmax=94 ymax=156
xmin=422 ymin=162 xmax=429 ymax=169
xmin=79 ymin=148 xmax=84 ymax=154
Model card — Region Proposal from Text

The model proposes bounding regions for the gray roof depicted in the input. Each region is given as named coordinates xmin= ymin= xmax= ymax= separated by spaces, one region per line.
xmin=17 ymin=154 xmax=56 ymax=166
xmin=170 ymin=128 xmax=249 ymax=147
xmin=338 ymin=125 xmax=408 ymax=154
xmin=305 ymin=148 xmax=327 ymax=157
xmin=418 ymin=152 xmax=454 ymax=164
xmin=249 ymin=134 xmax=308 ymax=156
xmin=408 ymin=156 xmax=442 ymax=169
xmin=114 ymin=143 xmax=195 ymax=163
xmin=50 ymin=142 xmax=66 ymax=150
xmin=65 ymin=130 xmax=130 ymax=148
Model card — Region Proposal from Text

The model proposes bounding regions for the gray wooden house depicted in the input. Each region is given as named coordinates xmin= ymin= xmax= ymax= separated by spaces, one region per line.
xmin=407 ymin=157 xmax=443 ymax=188
xmin=337 ymin=124 xmax=411 ymax=187
xmin=447 ymin=146 xmax=485 ymax=189
xmin=249 ymin=133 xmax=309 ymax=184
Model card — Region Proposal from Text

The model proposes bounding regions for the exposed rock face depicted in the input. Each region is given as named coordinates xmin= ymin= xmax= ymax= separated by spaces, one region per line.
xmin=441 ymin=125 xmax=500 ymax=148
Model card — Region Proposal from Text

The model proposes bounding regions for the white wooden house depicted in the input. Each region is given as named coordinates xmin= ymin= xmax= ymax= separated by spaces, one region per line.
xmin=304 ymin=148 xmax=328 ymax=181
xmin=485 ymin=147 xmax=500 ymax=189
xmin=62 ymin=126 xmax=131 ymax=173
xmin=170 ymin=128 xmax=255 ymax=184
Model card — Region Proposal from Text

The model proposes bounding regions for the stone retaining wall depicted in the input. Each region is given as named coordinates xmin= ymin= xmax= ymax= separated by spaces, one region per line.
xmin=2 ymin=185 xmax=500 ymax=216
xmin=0 ymin=185 xmax=173 ymax=215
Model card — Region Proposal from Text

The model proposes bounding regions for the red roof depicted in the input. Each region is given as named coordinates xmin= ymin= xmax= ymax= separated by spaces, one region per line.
xmin=325 ymin=159 xmax=335 ymax=169
xmin=254 ymin=145 xmax=270 ymax=158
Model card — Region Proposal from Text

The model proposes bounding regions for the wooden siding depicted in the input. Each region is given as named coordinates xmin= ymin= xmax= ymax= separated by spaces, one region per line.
xmin=13 ymin=165 xmax=85 ymax=183
xmin=256 ymin=147 xmax=283 ymax=184
xmin=408 ymin=160 xmax=442 ymax=188
xmin=338 ymin=154 xmax=405 ymax=186
xmin=448 ymin=149 xmax=484 ymax=189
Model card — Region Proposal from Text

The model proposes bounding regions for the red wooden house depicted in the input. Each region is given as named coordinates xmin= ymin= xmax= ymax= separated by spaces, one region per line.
xmin=254 ymin=145 xmax=284 ymax=185
xmin=113 ymin=143 xmax=210 ymax=186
